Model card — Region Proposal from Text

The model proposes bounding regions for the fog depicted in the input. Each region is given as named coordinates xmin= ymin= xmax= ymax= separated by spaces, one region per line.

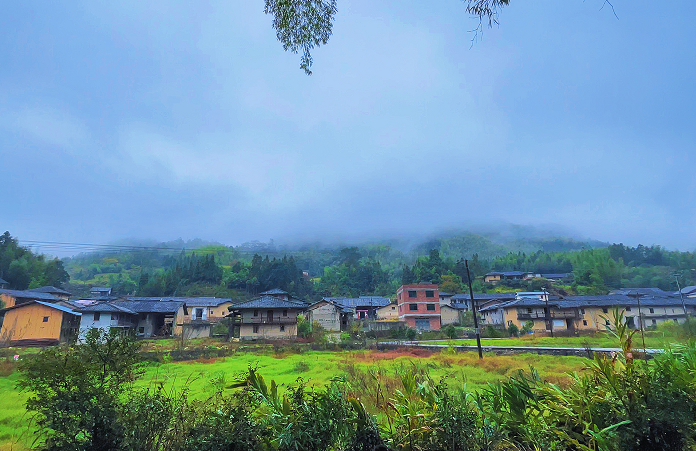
xmin=1 ymin=1 xmax=694 ymax=252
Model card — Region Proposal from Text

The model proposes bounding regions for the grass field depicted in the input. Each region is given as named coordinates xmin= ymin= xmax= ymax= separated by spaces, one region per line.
xmin=0 ymin=348 xmax=588 ymax=450
xmin=425 ymin=329 xmax=688 ymax=349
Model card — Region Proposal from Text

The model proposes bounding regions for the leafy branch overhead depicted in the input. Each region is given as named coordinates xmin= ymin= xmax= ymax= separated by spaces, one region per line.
xmin=265 ymin=0 xmax=510 ymax=75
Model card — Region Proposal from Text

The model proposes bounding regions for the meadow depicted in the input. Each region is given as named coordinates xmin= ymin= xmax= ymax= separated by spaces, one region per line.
xmin=0 ymin=348 xmax=588 ymax=450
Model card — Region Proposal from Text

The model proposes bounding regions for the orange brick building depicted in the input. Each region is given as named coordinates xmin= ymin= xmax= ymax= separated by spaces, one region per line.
xmin=396 ymin=284 xmax=441 ymax=330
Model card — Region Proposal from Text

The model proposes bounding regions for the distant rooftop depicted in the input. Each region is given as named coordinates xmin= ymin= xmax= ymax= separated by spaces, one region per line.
xmin=232 ymin=295 xmax=306 ymax=310
xmin=29 ymin=286 xmax=72 ymax=296
xmin=0 ymin=288 xmax=58 ymax=301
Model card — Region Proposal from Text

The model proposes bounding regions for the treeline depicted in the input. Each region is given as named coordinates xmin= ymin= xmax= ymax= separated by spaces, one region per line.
xmin=137 ymin=253 xmax=224 ymax=296
xmin=0 ymin=231 xmax=69 ymax=290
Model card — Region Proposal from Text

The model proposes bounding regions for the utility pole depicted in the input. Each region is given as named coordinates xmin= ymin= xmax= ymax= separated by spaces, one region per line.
xmin=674 ymin=273 xmax=691 ymax=336
xmin=465 ymin=259 xmax=483 ymax=359
xmin=544 ymin=288 xmax=553 ymax=338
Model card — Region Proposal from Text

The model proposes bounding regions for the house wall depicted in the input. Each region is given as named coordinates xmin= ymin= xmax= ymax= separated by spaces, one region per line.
xmin=440 ymin=306 xmax=460 ymax=326
xmin=239 ymin=323 xmax=298 ymax=339
xmin=78 ymin=311 xmax=115 ymax=339
xmin=182 ymin=302 xmax=233 ymax=324
xmin=376 ymin=303 xmax=398 ymax=320
xmin=397 ymin=285 xmax=441 ymax=329
xmin=308 ymin=302 xmax=341 ymax=331
xmin=0 ymin=304 xmax=64 ymax=342
xmin=403 ymin=316 xmax=440 ymax=330
xmin=484 ymin=275 xmax=501 ymax=284
xmin=0 ymin=294 xmax=16 ymax=309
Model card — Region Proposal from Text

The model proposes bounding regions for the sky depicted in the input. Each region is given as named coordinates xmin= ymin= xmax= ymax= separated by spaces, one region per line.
xmin=1 ymin=0 xmax=695 ymax=252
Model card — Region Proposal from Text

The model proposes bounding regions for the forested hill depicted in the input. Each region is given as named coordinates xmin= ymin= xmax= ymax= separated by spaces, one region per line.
xmin=0 ymin=229 xmax=688 ymax=301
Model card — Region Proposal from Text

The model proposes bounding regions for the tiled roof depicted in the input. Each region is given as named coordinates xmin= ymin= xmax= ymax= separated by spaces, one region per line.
xmin=0 ymin=300 xmax=81 ymax=315
xmin=450 ymin=302 xmax=470 ymax=310
xmin=232 ymin=295 xmax=306 ymax=310
xmin=29 ymin=286 xmax=72 ymax=296
xmin=79 ymin=302 xmax=137 ymax=314
xmin=541 ymin=273 xmax=571 ymax=279
xmin=112 ymin=300 xmax=185 ymax=313
xmin=452 ymin=293 xmax=515 ymax=301
xmin=678 ymin=285 xmax=696 ymax=295
xmin=609 ymin=288 xmax=677 ymax=297
xmin=90 ymin=287 xmax=111 ymax=292
xmin=0 ymin=289 xmax=58 ymax=301
xmin=259 ymin=288 xmax=288 ymax=295
xmin=323 ymin=296 xmax=391 ymax=308
xmin=485 ymin=271 xmax=524 ymax=277
xmin=0 ymin=278 xmax=8 ymax=285
xmin=125 ymin=296 xmax=232 ymax=307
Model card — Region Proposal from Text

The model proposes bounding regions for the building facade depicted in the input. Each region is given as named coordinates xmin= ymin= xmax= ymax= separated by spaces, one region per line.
xmin=396 ymin=284 xmax=441 ymax=330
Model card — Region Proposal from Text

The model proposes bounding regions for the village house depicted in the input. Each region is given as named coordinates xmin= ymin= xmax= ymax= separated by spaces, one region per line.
xmin=230 ymin=295 xmax=306 ymax=340
xmin=483 ymin=271 xmax=525 ymax=285
xmin=305 ymin=299 xmax=353 ymax=332
xmin=322 ymin=296 xmax=391 ymax=319
xmin=79 ymin=299 xmax=187 ymax=338
xmin=0 ymin=300 xmax=81 ymax=346
xmin=0 ymin=278 xmax=7 ymax=289
xmin=376 ymin=301 xmax=399 ymax=321
xmin=396 ymin=284 xmax=441 ymax=330
xmin=29 ymin=286 xmax=72 ymax=301
xmin=90 ymin=286 xmax=112 ymax=298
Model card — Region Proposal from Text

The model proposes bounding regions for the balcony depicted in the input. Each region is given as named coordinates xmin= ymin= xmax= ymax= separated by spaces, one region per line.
xmin=247 ymin=317 xmax=297 ymax=324
xmin=517 ymin=311 xmax=580 ymax=320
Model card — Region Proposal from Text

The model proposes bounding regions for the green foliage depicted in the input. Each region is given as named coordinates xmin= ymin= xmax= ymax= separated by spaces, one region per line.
xmin=508 ymin=323 xmax=519 ymax=337
xmin=0 ymin=231 xmax=70 ymax=290
xmin=444 ymin=324 xmax=458 ymax=339
xmin=297 ymin=314 xmax=312 ymax=338
xmin=520 ymin=320 xmax=534 ymax=335
xmin=406 ymin=328 xmax=417 ymax=341
xmin=18 ymin=329 xmax=142 ymax=451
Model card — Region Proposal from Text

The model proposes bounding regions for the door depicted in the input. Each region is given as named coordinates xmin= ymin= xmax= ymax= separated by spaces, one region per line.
xmin=267 ymin=310 xmax=274 ymax=323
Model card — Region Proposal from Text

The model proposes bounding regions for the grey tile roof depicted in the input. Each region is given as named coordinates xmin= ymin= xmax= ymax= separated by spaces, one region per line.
xmin=232 ymin=295 xmax=306 ymax=310
xmin=90 ymin=287 xmax=112 ymax=292
xmin=609 ymin=288 xmax=677 ymax=297
xmin=79 ymin=302 xmax=137 ymax=314
xmin=259 ymin=288 xmax=288 ymax=295
xmin=112 ymin=300 xmax=185 ymax=313
xmin=1 ymin=300 xmax=81 ymax=315
xmin=678 ymin=285 xmax=696 ymax=295
xmin=125 ymin=296 xmax=232 ymax=307
xmin=29 ymin=286 xmax=72 ymax=296
xmin=450 ymin=302 xmax=470 ymax=310
xmin=485 ymin=271 xmax=525 ymax=277
xmin=323 ymin=296 xmax=391 ymax=308
xmin=0 ymin=288 xmax=58 ymax=301
xmin=0 ymin=278 xmax=8 ymax=285
xmin=541 ymin=273 xmax=571 ymax=279
xmin=452 ymin=293 xmax=515 ymax=301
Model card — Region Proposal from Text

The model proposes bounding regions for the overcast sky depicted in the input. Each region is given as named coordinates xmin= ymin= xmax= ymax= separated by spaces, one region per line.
xmin=2 ymin=1 xmax=695 ymax=251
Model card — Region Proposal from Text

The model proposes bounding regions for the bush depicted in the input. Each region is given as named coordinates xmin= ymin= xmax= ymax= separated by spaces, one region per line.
xmin=406 ymin=328 xmax=417 ymax=341
xmin=443 ymin=324 xmax=458 ymax=339
xmin=483 ymin=325 xmax=503 ymax=338
xmin=508 ymin=323 xmax=519 ymax=337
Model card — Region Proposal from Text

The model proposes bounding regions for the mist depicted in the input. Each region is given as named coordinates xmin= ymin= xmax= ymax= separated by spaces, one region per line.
xmin=1 ymin=1 xmax=694 ymax=252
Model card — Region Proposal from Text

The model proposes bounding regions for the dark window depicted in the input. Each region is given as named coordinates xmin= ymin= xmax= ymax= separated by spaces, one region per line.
xmin=42 ymin=316 xmax=49 ymax=322
xmin=425 ymin=291 xmax=434 ymax=298
xmin=602 ymin=308 xmax=608 ymax=314
xmin=625 ymin=307 xmax=631 ymax=312
xmin=527 ymin=308 xmax=533 ymax=313
xmin=580 ymin=308 xmax=585 ymax=315
xmin=94 ymin=312 xmax=101 ymax=321
xmin=426 ymin=304 xmax=436 ymax=311
xmin=391 ymin=306 xmax=395 ymax=310
xmin=209 ymin=309 xmax=214 ymax=315
xmin=253 ymin=325 xmax=259 ymax=333
xmin=582 ymin=320 xmax=588 ymax=326
xmin=408 ymin=291 xmax=417 ymax=298
xmin=138 ymin=327 xmax=144 ymax=333
xmin=111 ymin=314 xmax=117 ymax=320
xmin=409 ymin=303 xmax=418 ymax=311
xmin=652 ymin=319 xmax=657 ymax=325
xmin=649 ymin=308 xmax=655 ymax=314
xmin=280 ymin=325 xmax=285 ymax=332
xmin=605 ymin=319 xmax=610 ymax=326
xmin=253 ymin=310 xmax=258 ymax=317
xmin=283 ymin=310 xmax=288 ymax=316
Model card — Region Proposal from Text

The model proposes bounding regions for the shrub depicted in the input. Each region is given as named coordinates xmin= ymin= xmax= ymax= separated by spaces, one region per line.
xmin=444 ymin=324 xmax=458 ymax=339
xmin=406 ymin=328 xmax=417 ymax=341
xmin=508 ymin=323 xmax=519 ymax=337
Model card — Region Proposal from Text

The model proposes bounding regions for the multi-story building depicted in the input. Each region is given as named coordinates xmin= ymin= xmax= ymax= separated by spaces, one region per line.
xmin=230 ymin=295 xmax=306 ymax=339
xmin=396 ymin=284 xmax=441 ymax=330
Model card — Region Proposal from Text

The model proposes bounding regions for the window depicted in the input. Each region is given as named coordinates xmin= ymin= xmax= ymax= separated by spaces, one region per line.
xmin=605 ymin=319 xmax=610 ymax=326
xmin=583 ymin=320 xmax=588 ymax=326
xmin=580 ymin=308 xmax=585 ymax=315
xmin=391 ymin=306 xmax=395 ymax=310
xmin=253 ymin=325 xmax=259 ymax=333
xmin=649 ymin=308 xmax=655 ymax=314
xmin=138 ymin=327 xmax=144 ymax=333
xmin=42 ymin=316 xmax=49 ymax=322
xmin=425 ymin=290 xmax=434 ymax=298
xmin=652 ymin=319 xmax=657 ymax=325
xmin=426 ymin=304 xmax=436 ymax=311
xmin=602 ymin=308 xmax=608 ymax=314
xmin=280 ymin=325 xmax=285 ymax=332
xmin=408 ymin=291 xmax=417 ymax=298
xmin=625 ymin=307 xmax=631 ymax=312
xmin=283 ymin=309 xmax=288 ymax=316
xmin=111 ymin=314 xmax=117 ymax=320
xmin=253 ymin=310 xmax=259 ymax=317
xmin=527 ymin=308 xmax=533 ymax=313
xmin=209 ymin=309 xmax=214 ymax=315
xmin=94 ymin=312 xmax=101 ymax=321
xmin=409 ymin=303 xmax=418 ymax=311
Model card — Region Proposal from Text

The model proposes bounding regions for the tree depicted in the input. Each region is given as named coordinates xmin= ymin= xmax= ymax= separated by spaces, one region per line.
xmin=266 ymin=0 xmax=510 ymax=74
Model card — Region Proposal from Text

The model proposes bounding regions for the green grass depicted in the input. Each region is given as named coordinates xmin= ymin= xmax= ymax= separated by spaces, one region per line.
xmin=0 ymin=348 xmax=588 ymax=450
xmin=426 ymin=330 xmax=687 ymax=349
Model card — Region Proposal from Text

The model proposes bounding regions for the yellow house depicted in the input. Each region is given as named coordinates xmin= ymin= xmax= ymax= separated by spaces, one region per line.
xmin=0 ymin=300 xmax=81 ymax=346
xmin=0 ymin=288 xmax=59 ymax=309
xmin=375 ymin=302 xmax=399 ymax=321
xmin=231 ymin=295 xmax=306 ymax=340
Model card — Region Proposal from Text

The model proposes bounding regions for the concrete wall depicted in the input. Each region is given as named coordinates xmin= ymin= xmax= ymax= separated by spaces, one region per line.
xmin=182 ymin=302 xmax=232 ymax=324
xmin=78 ymin=311 xmax=116 ymax=339
xmin=376 ymin=303 xmax=398 ymax=320
xmin=308 ymin=302 xmax=341 ymax=331
xmin=440 ymin=306 xmax=460 ymax=326
xmin=240 ymin=323 xmax=298 ymax=339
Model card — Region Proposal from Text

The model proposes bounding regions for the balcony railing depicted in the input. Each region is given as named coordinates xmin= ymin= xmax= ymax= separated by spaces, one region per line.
xmin=247 ymin=317 xmax=297 ymax=324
